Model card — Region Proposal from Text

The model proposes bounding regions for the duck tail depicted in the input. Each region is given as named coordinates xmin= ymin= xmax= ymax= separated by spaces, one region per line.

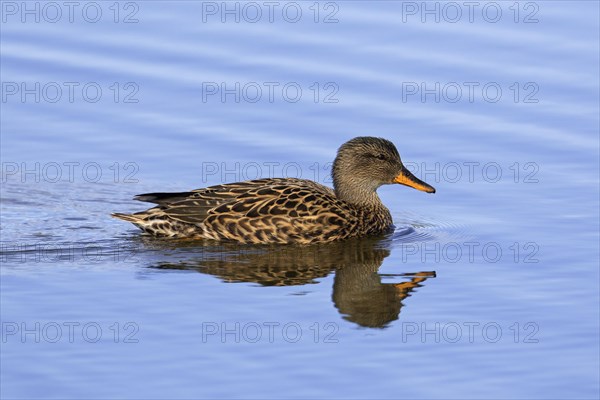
xmin=111 ymin=212 xmax=142 ymax=223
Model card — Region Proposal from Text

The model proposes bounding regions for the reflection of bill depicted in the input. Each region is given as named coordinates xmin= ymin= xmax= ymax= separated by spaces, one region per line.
xmin=150 ymin=237 xmax=435 ymax=329
xmin=334 ymin=269 xmax=435 ymax=328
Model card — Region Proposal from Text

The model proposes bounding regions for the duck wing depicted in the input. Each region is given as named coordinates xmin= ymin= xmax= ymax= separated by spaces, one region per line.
xmin=141 ymin=178 xmax=356 ymax=243
xmin=134 ymin=178 xmax=289 ymax=206
xmin=132 ymin=179 xmax=302 ymax=223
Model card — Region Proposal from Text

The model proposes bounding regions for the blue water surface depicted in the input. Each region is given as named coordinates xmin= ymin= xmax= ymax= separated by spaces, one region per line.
xmin=1 ymin=1 xmax=599 ymax=399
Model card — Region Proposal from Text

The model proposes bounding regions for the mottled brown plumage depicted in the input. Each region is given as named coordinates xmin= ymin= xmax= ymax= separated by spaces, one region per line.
xmin=112 ymin=137 xmax=435 ymax=244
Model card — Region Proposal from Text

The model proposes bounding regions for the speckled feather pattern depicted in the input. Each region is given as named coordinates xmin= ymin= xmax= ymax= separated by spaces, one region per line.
xmin=113 ymin=137 xmax=436 ymax=244
xmin=113 ymin=178 xmax=393 ymax=244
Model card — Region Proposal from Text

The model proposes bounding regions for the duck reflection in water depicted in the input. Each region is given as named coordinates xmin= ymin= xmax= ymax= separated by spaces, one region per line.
xmin=149 ymin=237 xmax=435 ymax=329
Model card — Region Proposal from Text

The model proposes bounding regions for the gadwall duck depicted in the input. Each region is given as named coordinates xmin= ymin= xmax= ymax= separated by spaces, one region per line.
xmin=112 ymin=137 xmax=435 ymax=244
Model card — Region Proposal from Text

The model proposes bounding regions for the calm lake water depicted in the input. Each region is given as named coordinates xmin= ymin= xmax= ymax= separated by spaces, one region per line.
xmin=1 ymin=1 xmax=599 ymax=398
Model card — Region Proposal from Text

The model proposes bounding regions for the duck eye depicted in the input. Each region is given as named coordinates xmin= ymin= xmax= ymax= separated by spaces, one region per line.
xmin=374 ymin=154 xmax=387 ymax=161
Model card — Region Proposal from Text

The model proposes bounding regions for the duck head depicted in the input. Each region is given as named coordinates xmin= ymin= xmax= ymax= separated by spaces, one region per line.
xmin=332 ymin=136 xmax=435 ymax=204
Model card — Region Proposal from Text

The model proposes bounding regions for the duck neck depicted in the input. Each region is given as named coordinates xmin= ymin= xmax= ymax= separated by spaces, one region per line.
xmin=333 ymin=178 xmax=386 ymax=209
